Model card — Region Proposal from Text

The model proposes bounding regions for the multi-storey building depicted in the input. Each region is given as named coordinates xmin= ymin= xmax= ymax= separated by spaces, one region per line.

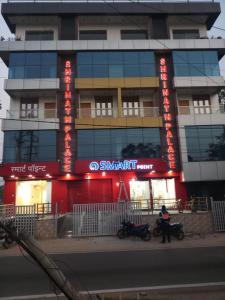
xmin=0 ymin=0 xmax=225 ymax=213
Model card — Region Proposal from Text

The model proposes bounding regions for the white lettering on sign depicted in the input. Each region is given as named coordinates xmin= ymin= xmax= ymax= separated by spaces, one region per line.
xmin=89 ymin=160 xmax=154 ymax=171
xmin=11 ymin=164 xmax=47 ymax=173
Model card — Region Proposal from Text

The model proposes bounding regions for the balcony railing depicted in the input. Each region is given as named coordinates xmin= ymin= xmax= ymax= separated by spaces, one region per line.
xmin=178 ymin=105 xmax=225 ymax=115
xmin=77 ymin=107 xmax=160 ymax=118
xmin=122 ymin=107 xmax=159 ymax=117
xmin=77 ymin=108 xmax=116 ymax=118
xmin=6 ymin=109 xmax=58 ymax=120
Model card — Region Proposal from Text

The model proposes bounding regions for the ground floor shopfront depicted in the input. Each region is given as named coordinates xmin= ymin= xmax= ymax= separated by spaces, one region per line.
xmin=1 ymin=159 xmax=187 ymax=213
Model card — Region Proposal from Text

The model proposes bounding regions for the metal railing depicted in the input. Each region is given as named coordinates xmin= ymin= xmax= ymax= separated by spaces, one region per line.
xmin=73 ymin=201 xmax=142 ymax=237
xmin=6 ymin=109 xmax=57 ymax=120
xmin=122 ymin=107 xmax=159 ymax=117
xmin=35 ymin=202 xmax=59 ymax=218
xmin=0 ymin=204 xmax=36 ymax=237
xmin=178 ymin=105 xmax=225 ymax=115
xmin=77 ymin=108 xmax=116 ymax=118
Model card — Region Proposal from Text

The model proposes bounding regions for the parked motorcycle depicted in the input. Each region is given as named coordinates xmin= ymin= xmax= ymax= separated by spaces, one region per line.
xmin=117 ymin=220 xmax=151 ymax=241
xmin=0 ymin=222 xmax=16 ymax=249
xmin=153 ymin=219 xmax=184 ymax=240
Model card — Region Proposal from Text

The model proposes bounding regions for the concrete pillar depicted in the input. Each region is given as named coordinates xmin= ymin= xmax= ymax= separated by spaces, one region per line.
xmin=117 ymin=87 xmax=122 ymax=117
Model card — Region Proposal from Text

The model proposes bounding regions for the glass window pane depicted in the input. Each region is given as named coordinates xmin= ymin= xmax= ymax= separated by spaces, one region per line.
xmin=9 ymin=66 xmax=24 ymax=79
xmin=189 ymin=64 xmax=205 ymax=76
xmin=77 ymin=65 xmax=92 ymax=77
xmin=188 ymin=51 xmax=203 ymax=63
xmin=139 ymin=52 xmax=154 ymax=64
xmin=140 ymin=64 xmax=155 ymax=76
xmin=123 ymin=52 xmax=139 ymax=65
xmin=26 ymin=53 xmax=41 ymax=65
xmin=77 ymin=52 xmax=93 ymax=65
xmin=174 ymin=64 xmax=189 ymax=76
xmin=204 ymin=64 xmax=220 ymax=76
xmin=41 ymin=66 xmax=57 ymax=78
xmin=25 ymin=66 xmax=41 ymax=78
xmin=41 ymin=53 xmax=57 ymax=65
xmin=173 ymin=51 xmax=188 ymax=64
xmin=203 ymin=51 xmax=218 ymax=63
xmin=109 ymin=65 xmax=123 ymax=77
xmin=93 ymin=65 xmax=108 ymax=77
xmin=9 ymin=53 xmax=26 ymax=66
xmin=124 ymin=65 xmax=140 ymax=77
xmin=108 ymin=52 xmax=123 ymax=64
xmin=78 ymin=130 xmax=94 ymax=144
xmin=93 ymin=52 xmax=108 ymax=64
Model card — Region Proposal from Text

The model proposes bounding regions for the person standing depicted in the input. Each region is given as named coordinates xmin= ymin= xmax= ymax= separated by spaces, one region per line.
xmin=159 ymin=205 xmax=171 ymax=243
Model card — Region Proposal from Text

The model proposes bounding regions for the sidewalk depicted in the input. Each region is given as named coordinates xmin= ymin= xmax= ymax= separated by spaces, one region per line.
xmin=0 ymin=233 xmax=225 ymax=257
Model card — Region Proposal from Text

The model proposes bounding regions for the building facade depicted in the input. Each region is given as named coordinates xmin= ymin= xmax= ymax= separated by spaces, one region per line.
xmin=0 ymin=1 xmax=225 ymax=213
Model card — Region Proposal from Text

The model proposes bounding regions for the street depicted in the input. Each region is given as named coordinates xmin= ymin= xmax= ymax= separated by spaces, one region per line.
xmin=0 ymin=246 xmax=225 ymax=298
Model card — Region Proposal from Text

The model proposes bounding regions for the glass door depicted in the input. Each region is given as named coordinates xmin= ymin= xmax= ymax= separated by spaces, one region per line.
xmin=129 ymin=180 xmax=150 ymax=209
xmin=151 ymin=178 xmax=176 ymax=209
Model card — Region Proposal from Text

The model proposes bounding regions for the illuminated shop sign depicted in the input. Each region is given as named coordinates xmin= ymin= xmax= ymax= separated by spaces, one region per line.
xmin=63 ymin=60 xmax=73 ymax=173
xmin=89 ymin=160 xmax=153 ymax=171
xmin=159 ymin=57 xmax=176 ymax=170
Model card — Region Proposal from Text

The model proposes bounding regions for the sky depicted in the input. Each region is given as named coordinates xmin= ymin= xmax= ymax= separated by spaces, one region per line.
xmin=0 ymin=0 xmax=225 ymax=162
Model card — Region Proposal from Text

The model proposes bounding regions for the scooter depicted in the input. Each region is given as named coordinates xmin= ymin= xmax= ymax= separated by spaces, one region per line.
xmin=117 ymin=220 xmax=151 ymax=241
xmin=153 ymin=218 xmax=184 ymax=240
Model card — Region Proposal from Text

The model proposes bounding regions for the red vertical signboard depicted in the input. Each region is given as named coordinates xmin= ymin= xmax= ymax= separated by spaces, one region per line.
xmin=159 ymin=56 xmax=179 ymax=170
xmin=63 ymin=60 xmax=73 ymax=173
xmin=60 ymin=57 xmax=75 ymax=174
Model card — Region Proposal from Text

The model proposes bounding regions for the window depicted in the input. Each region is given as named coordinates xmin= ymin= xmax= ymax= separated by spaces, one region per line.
xmin=173 ymin=51 xmax=220 ymax=77
xmin=20 ymin=98 xmax=38 ymax=118
xmin=3 ymin=130 xmax=56 ymax=162
xmin=122 ymin=96 xmax=139 ymax=116
xmin=193 ymin=95 xmax=211 ymax=114
xmin=44 ymin=103 xmax=56 ymax=118
xmin=185 ymin=125 xmax=225 ymax=162
xmin=25 ymin=31 xmax=54 ymax=41
xmin=173 ymin=29 xmax=200 ymax=39
xmin=121 ymin=30 xmax=148 ymax=40
xmin=77 ymin=128 xmax=161 ymax=160
xmin=77 ymin=51 xmax=156 ymax=78
xmin=79 ymin=30 xmax=107 ymax=40
xmin=9 ymin=52 xmax=57 ymax=79
xmin=178 ymin=100 xmax=190 ymax=115
xmin=95 ymin=96 xmax=113 ymax=117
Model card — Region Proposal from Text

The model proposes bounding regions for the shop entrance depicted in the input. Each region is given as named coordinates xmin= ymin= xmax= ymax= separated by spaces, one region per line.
xmin=16 ymin=180 xmax=52 ymax=206
xmin=129 ymin=178 xmax=176 ymax=209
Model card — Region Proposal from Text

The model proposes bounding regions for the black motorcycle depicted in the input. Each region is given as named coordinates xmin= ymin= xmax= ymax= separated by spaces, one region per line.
xmin=117 ymin=220 xmax=151 ymax=241
xmin=153 ymin=219 xmax=184 ymax=240
xmin=0 ymin=222 xmax=16 ymax=249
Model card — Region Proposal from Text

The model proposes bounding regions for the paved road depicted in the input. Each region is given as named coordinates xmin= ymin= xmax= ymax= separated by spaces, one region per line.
xmin=0 ymin=246 xmax=225 ymax=298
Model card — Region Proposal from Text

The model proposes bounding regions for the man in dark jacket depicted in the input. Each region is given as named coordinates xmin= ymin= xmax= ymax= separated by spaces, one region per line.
xmin=159 ymin=205 xmax=171 ymax=243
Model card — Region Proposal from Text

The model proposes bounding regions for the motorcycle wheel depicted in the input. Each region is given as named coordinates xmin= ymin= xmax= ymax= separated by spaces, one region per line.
xmin=141 ymin=231 xmax=151 ymax=241
xmin=176 ymin=230 xmax=185 ymax=240
xmin=117 ymin=229 xmax=127 ymax=239
xmin=153 ymin=228 xmax=161 ymax=237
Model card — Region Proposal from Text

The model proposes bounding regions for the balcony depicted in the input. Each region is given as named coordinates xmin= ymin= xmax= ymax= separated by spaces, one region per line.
xmin=77 ymin=107 xmax=116 ymax=119
xmin=3 ymin=109 xmax=59 ymax=131
xmin=6 ymin=109 xmax=58 ymax=120
xmin=177 ymin=105 xmax=225 ymax=126
xmin=122 ymin=106 xmax=159 ymax=117
xmin=77 ymin=106 xmax=159 ymax=119
xmin=75 ymin=106 xmax=162 ymax=128
xmin=178 ymin=105 xmax=225 ymax=115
